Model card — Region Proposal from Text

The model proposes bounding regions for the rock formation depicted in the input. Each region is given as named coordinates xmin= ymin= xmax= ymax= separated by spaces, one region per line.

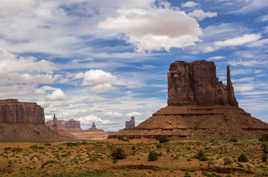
xmin=88 ymin=122 xmax=103 ymax=131
xmin=0 ymin=99 xmax=44 ymax=124
xmin=125 ymin=116 xmax=135 ymax=129
xmin=0 ymin=99 xmax=69 ymax=141
xmin=168 ymin=60 xmax=238 ymax=106
xmin=110 ymin=60 xmax=268 ymax=139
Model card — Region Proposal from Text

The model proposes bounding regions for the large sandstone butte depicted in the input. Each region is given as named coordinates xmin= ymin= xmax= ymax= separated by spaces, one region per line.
xmin=111 ymin=60 xmax=268 ymax=139
xmin=0 ymin=99 xmax=69 ymax=141
xmin=0 ymin=99 xmax=44 ymax=124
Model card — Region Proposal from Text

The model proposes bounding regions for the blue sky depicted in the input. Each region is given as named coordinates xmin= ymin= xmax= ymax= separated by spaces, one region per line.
xmin=0 ymin=0 xmax=268 ymax=131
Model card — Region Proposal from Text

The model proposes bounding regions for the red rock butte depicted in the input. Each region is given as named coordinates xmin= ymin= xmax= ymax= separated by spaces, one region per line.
xmin=110 ymin=60 xmax=268 ymax=139
xmin=0 ymin=99 xmax=68 ymax=141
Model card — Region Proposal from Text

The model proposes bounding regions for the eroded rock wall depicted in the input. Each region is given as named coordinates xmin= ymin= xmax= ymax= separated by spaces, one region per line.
xmin=0 ymin=99 xmax=45 ymax=125
xmin=168 ymin=60 xmax=238 ymax=106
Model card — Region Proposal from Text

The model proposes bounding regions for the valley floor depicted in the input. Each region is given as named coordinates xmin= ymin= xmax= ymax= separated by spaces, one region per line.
xmin=0 ymin=138 xmax=267 ymax=177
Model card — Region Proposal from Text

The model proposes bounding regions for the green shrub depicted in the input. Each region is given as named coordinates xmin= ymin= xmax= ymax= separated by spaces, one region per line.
xmin=229 ymin=138 xmax=238 ymax=143
xmin=238 ymin=154 xmax=248 ymax=162
xmin=263 ymin=143 xmax=268 ymax=153
xmin=259 ymin=134 xmax=268 ymax=142
xmin=156 ymin=136 xmax=169 ymax=143
xmin=148 ymin=151 xmax=159 ymax=161
xmin=194 ymin=150 xmax=208 ymax=161
xmin=156 ymin=144 xmax=161 ymax=149
xmin=262 ymin=153 xmax=267 ymax=162
xmin=111 ymin=148 xmax=126 ymax=160
xmin=30 ymin=145 xmax=44 ymax=150
xmin=184 ymin=172 xmax=191 ymax=177
xmin=41 ymin=160 xmax=57 ymax=168
xmin=224 ymin=157 xmax=232 ymax=165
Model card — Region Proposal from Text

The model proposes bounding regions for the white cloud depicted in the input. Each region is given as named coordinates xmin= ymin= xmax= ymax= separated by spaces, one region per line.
xmin=77 ymin=115 xmax=111 ymax=124
xmin=91 ymin=83 xmax=116 ymax=93
xmin=258 ymin=15 xmax=268 ymax=22
xmin=209 ymin=56 xmax=224 ymax=60
xmin=234 ymin=84 xmax=255 ymax=92
xmin=127 ymin=112 xmax=142 ymax=117
xmin=181 ymin=1 xmax=198 ymax=8
xmin=248 ymin=38 xmax=268 ymax=47
xmin=46 ymin=89 xmax=66 ymax=101
xmin=83 ymin=70 xmax=116 ymax=86
xmin=98 ymin=7 xmax=202 ymax=51
xmin=0 ymin=0 xmax=36 ymax=16
xmin=215 ymin=34 xmax=261 ymax=47
xmin=0 ymin=48 xmax=56 ymax=84
xmin=188 ymin=9 xmax=217 ymax=21
xmin=229 ymin=59 xmax=267 ymax=66
xmin=233 ymin=0 xmax=268 ymax=13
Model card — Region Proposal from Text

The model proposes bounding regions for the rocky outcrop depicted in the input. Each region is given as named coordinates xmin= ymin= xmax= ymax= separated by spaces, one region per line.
xmin=0 ymin=99 xmax=45 ymax=125
xmin=168 ymin=60 xmax=238 ymax=106
xmin=110 ymin=60 xmax=268 ymax=140
xmin=125 ymin=116 xmax=135 ymax=129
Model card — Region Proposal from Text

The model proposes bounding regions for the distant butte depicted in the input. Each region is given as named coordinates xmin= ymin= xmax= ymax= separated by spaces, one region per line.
xmin=0 ymin=99 xmax=68 ymax=141
xmin=110 ymin=60 xmax=268 ymax=139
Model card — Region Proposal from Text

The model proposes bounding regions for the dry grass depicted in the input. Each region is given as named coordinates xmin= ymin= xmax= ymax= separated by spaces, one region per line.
xmin=0 ymin=138 xmax=267 ymax=177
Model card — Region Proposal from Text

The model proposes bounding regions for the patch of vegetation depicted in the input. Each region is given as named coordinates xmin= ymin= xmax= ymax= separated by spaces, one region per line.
xmin=111 ymin=148 xmax=126 ymax=161
xmin=259 ymin=134 xmax=268 ymax=142
xmin=238 ymin=154 xmax=249 ymax=162
xmin=184 ymin=172 xmax=191 ymax=177
xmin=30 ymin=145 xmax=44 ymax=150
xmin=148 ymin=151 xmax=159 ymax=161
xmin=194 ymin=150 xmax=208 ymax=161
xmin=156 ymin=136 xmax=169 ymax=143
xmin=228 ymin=137 xmax=238 ymax=143
xmin=41 ymin=160 xmax=57 ymax=168
xmin=263 ymin=143 xmax=268 ymax=153
xmin=65 ymin=142 xmax=81 ymax=147
xmin=224 ymin=157 xmax=232 ymax=165
xmin=262 ymin=153 xmax=267 ymax=162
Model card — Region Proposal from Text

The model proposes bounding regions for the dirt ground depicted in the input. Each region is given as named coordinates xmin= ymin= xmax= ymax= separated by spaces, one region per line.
xmin=0 ymin=138 xmax=267 ymax=177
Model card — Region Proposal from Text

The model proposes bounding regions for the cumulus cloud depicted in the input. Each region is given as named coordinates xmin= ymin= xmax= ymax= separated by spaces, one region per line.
xmin=46 ymin=89 xmax=66 ymax=101
xmin=83 ymin=70 xmax=116 ymax=85
xmin=0 ymin=48 xmax=56 ymax=84
xmin=215 ymin=34 xmax=261 ymax=47
xmin=127 ymin=112 xmax=142 ymax=117
xmin=209 ymin=56 xmax=224 ymax=60
xmin=77 ymin=115 xmax=111 ymax=124
xmin=0 ymin=0 xmax=36 ymax=16
xmin=181 ymin=1 xmax=198 ymax=8
xmin=188 ymin=10 xmax=217 ymax=20
xmin=98 ymin=7 xmax=202 ymax=51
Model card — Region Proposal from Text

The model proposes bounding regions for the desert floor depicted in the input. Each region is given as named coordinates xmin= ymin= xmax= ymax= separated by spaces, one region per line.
xmin=0 ymin=138 xmax=267 ymax=177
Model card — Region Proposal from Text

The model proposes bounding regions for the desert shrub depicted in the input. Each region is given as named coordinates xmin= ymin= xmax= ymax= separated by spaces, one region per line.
xmin=262 ymin=153 xmax=267 ymax=162
xmin=238 ymin=154 xmax=248 ymax=162
xmin=263 ymin=143 xmax=268 ymax=153
xmin=65 ymin=142 xmax=80 ymax=147
xmin=156 ymin=144 xmax=161 ymax=149
xmin=224 ymin=157 xmax=232 ymax=165
xmin=148 ymin=151 xmax=159 ymax=161
xmin=41 ymin=160 xmax=57 ymax=168
xmin=229 ymin=137 xmax=238 ymax=143
xmin=194 ymin=150 xmax=208 ymax=161
xmin=184 ymin=172 xmax=191 ymax=177
xmin=156 ymin=136 xmax=169 ymax=143
xmin=30 ymin=145 xmax=44 ymax=150
xmin=259 ymin=134 xmax=268 ymax=142
xmin=111 ymin=148 xmax=126 ymax=160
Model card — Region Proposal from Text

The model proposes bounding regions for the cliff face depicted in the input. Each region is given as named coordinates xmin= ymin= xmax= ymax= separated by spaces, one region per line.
xmin=0 ymin=99 xmax=45 ymax=125
xmin=168 ymin=60 xmax=238 ymax=106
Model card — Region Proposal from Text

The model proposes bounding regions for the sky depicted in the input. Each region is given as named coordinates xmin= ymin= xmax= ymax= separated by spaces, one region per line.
xmin=0 ymin=0 xmax=268 ymax=131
